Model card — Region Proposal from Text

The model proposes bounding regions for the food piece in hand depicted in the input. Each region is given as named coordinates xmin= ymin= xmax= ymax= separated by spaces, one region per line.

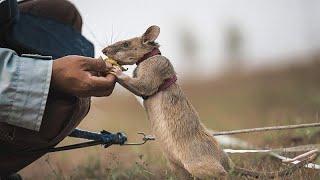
xmin=102 ymin=57 xmax=128 ymax=71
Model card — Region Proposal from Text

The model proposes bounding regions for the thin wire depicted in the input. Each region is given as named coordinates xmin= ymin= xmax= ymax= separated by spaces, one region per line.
xmin=213 ymin=122 xmax=320 ymax=136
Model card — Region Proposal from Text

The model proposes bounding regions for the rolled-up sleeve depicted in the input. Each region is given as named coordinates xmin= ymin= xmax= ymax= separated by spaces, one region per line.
xmin=0 ymin=48 xmax=52 ymax=131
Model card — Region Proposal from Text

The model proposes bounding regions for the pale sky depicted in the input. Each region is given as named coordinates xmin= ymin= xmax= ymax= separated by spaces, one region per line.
xmin=70 ymin=0 xmax=320 ymax=76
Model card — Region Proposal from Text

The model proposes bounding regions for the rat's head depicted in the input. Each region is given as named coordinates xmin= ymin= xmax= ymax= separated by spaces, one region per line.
xmin=102 ymin=25 xmax=160 ymax=65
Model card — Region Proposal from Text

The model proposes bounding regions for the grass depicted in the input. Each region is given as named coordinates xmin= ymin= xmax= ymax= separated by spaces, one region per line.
xmin=20 ymin=56 xmax=320 ymax=179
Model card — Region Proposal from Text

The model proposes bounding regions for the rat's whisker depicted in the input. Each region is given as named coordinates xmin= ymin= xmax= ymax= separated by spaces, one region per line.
xmin=84 ymin=22 xmax=104 ymax=50
xmin=103 ymin=34 xmax=110 ymax=47
xmin=110 ymin=25 xmax=114 ymax=44
xmin=113 ymin=31 xmax=121 ymax=43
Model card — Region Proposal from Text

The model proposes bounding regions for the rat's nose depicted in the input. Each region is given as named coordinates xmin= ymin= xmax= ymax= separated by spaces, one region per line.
xmin=102 ymin=47 xmax=112 ymax=55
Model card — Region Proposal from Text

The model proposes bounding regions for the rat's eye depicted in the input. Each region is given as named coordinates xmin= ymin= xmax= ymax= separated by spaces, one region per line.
xmin=123 ymin=42 xmax=129 ymax=48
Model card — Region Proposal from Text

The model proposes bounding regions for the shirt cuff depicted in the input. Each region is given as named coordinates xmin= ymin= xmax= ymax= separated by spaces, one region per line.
xmin=8 ymin=56 xmax=52 ymax=131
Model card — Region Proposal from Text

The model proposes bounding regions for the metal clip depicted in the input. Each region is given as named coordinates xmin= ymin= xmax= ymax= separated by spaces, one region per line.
xmin=122 ymin=132 xmax=155 ymax=145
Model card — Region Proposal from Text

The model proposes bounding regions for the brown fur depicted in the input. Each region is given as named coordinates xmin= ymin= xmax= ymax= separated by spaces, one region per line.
xmin=103 ymin=26 xmax=311 ymax=179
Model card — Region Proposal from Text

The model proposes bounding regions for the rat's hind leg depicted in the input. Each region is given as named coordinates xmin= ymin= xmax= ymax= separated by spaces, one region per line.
xmin=167 ymin=160 xmax=192 ymax=179
xmin=183 ymin=157 xmax=228 ymax=179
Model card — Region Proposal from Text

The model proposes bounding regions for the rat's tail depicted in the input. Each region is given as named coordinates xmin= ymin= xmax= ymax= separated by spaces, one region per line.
xmin=232 ymin=157 xmax=313 ymax=179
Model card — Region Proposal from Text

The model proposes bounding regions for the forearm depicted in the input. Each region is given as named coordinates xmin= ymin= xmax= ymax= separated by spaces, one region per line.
xmin=117 ymin=75 xmax=159 ymax=97
xmin=0 ymin=48 xmax=52 ymax=131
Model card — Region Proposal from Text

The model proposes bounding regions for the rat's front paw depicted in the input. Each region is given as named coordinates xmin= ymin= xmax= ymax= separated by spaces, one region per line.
xmin=110 ymin=66 xmax=126 ymax=79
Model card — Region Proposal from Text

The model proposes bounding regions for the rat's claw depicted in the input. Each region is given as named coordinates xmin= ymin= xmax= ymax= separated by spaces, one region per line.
xmin=109 ymin=71 xmax=117 ymax=76
xmin=114 ymin=66 xmax=122 ymax=71
xmin=109 ymin=66 xmax=124 ymax=77
xmin=111 ymin=66 xmax=122 ymax=75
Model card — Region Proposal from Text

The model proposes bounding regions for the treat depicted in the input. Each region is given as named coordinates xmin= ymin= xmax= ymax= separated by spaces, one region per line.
xmin=102 ymin=57 xmax=128 ymax=71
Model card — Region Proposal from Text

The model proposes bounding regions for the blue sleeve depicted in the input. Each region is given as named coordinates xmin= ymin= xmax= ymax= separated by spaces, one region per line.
xmin=0 ymin=48 xmax=52 ymax=131
xmin=0 ymin=0 xmax=19 ymax=26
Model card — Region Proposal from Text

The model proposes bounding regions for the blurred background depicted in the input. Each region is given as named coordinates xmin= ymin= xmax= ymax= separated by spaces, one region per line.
xmin=75 ymin=0 xmax=320 ymax=76
xmin=21 ymin=0 xmax=320 ymax=179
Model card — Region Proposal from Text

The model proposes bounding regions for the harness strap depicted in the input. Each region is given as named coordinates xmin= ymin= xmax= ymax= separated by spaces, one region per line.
xmin=142 ymin=75 xmax=178 ymax=100
xmin=136 ymin=48 xmax=178 ymax=100
xmin=136 ymin=48 xmax=161 ymax=65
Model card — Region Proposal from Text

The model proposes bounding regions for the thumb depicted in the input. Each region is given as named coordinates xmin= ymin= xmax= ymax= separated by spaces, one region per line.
xmin=85 ymin=58 xmax=107 ymax=72
xmin=98 ymin=56 xmax=113 ymax=71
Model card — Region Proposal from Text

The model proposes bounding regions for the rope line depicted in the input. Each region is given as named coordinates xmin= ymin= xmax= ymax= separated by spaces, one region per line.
xmin=213 ymin=122 xmax=320 ymax=136
xmin=224 ymin=144 xmax=320 ymax=154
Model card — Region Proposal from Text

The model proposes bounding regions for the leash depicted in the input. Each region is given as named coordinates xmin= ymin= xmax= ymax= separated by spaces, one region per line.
xmin=39 ymin=129 xmax=155 ymax=153
xmin=5 ymin=129 xmax=155 ymax=155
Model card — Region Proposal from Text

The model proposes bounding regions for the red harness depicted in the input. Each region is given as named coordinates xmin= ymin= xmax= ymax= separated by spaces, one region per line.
xmin=136 ymin=48 xmax=162 ymax=65
xmin=137 ymin=48 xmax=177 ymax=100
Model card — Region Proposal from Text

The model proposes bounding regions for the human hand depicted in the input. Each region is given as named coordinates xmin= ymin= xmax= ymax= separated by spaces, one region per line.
xmin=51 ymin=55 xmax=116 ymax=97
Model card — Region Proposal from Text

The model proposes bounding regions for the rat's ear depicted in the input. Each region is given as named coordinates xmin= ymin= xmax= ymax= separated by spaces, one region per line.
xmin=142 ymin=25 xmax=160 ymax=44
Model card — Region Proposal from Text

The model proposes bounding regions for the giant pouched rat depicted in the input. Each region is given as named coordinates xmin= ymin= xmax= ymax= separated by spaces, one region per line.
xmin=103 ymin=25 xmax=313 ymax=179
